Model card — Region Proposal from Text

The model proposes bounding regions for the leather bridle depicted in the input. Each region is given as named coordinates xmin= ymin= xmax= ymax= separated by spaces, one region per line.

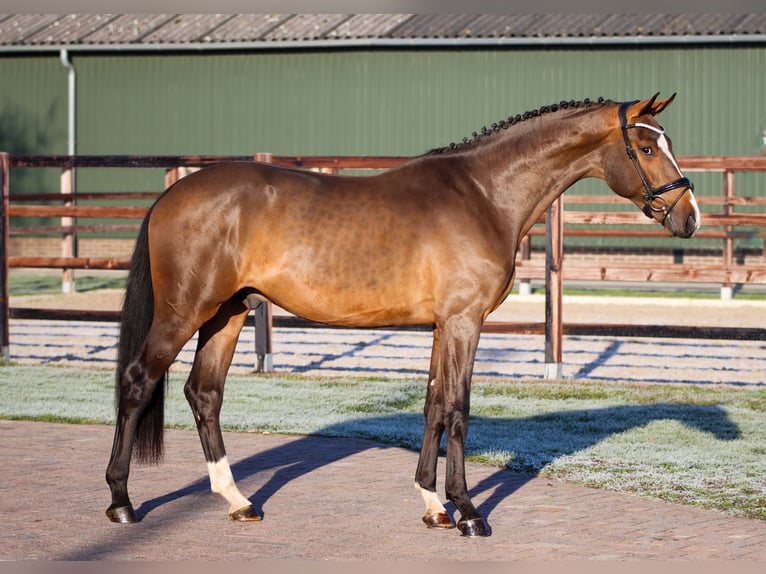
xmin=618 ymin=101 xmax=694 ymax=223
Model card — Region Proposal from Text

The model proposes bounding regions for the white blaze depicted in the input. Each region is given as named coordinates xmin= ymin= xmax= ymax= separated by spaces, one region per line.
xmin=656 ymin=132 xmax=682 ymax=175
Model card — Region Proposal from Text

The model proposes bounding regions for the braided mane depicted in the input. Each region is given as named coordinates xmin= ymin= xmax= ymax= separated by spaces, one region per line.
xmin=429 ymin=96 xmax=612 ymax=154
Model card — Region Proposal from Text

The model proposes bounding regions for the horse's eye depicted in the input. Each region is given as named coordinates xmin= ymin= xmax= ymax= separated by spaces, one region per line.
xmin=641 ymin=146 xmax=654 ymax=156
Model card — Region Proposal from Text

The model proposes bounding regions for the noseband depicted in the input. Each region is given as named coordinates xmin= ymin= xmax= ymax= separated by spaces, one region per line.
xmin=618 ymin=101 xmax=693 ymax=223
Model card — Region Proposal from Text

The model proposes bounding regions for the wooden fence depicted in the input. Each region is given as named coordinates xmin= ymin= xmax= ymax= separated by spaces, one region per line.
xmin=1 ymin=153 xmax=765 ymax=375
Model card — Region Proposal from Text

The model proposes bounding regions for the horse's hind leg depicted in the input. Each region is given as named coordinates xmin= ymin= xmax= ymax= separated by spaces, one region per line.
xmin=184 ymin=295 xmax=259 ymax=521
xmin=106 ymin=322 xmax=195 ymax=523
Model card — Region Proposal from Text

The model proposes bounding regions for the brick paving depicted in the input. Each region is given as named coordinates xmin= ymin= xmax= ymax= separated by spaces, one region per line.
xmin=1 ymin=419 xmax=764 ymax=561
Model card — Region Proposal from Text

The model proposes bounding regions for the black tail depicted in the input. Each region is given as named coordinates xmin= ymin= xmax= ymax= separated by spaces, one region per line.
xmin=115 ymin=211 xmax=165 ymax=464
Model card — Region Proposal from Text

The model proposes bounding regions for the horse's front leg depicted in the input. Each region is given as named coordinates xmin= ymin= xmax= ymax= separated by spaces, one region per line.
xmin=440 ymin=314 xmax=490 ymax=536
xmin=444 ymin=390 xmax=490 ymax=537
xmin=185 ymin=298 xmax=260 ymax=522
xmin=415 ymin=314 xmax=490 ymax=536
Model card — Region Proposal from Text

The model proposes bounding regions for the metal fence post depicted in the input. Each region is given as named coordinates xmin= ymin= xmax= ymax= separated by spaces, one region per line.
xmin=0 ymin=153 xmax=9 ymax=360
xmin=544 ymin=195 xmax=564 ymax=379
xmin=254 ymin=301 xmax=273 ymax=372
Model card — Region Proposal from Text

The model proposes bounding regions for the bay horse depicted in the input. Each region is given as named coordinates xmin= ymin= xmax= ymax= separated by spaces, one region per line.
xmin=105 ymin=94 xmax=699 ymax=537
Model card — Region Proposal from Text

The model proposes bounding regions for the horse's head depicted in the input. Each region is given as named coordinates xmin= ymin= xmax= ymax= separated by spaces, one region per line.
xmin=603 ymin=94 xmax=700 ymax=238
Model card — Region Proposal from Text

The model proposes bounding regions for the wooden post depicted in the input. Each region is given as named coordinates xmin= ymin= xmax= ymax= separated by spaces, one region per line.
xmin=61 ymin=166 xmax=75 ymax=293
xmin=0 ymin=153 xmax=9 ymax=360
xmin=721 ymin=170 xmax=735 ymax=300
xmin=164 ymin=167 xmax=183 ymax=189
xmin=253 ymin=152 xmax=274 ymax=372
xmin=517 ymin=234 xmax=532 ymax=295
xmin=544 ymin=195 xmax=564 ymax=379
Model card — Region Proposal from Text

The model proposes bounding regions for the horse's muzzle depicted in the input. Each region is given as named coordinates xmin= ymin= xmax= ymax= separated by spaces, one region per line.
xmin=667 ymin=207 xmax=699 ymax=238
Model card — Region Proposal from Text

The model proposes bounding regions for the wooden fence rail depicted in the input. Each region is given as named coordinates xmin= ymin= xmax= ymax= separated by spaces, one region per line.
xmin=1 ymin=153 xmax=765 ymax=374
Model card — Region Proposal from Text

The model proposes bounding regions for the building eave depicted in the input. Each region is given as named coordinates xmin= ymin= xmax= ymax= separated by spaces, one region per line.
xmin=2 ymin=33 xmax=766 ymax=54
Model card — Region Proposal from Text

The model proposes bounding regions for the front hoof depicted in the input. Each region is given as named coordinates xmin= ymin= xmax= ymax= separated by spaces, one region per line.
xmin=422 ymin=511 xmax=455 ymax=529
xmin=106 ymin=504 xmax=137 ymax=524
xmin=457 ymin=517 xmax=491 ymax=537
xmin=229 ymin=505 xmax=261 ymax=522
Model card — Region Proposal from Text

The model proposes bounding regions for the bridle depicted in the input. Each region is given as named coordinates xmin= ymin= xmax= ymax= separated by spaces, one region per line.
xmin=618 ymin=101 xmax=694 ymax=223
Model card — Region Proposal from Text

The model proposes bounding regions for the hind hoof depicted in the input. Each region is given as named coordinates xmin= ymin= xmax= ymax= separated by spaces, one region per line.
xmin=422 ymin=511 xmax=455 ymax=529
xmin=229 ymin=505 xmax=261 ymax=522
xmin=106 ymin=504 xmax=137 ymax=524
xmin=458 ymin=517 xmax=491 ymax=537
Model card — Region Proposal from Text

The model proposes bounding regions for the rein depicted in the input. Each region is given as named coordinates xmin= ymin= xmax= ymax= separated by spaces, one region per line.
xmin=618 ymin=101 xmax=693 ymax=222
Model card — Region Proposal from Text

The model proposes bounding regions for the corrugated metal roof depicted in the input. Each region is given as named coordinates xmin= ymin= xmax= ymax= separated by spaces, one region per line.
xmin=204 ymin=14 xmax=289 ymax=43
xmin=328 ymin=14 xmax=412 ymax=39
xmin=139 ymin=14 xmax=233 ymax=44
xmin=262 ymin=14 xmax=353 ymax=41
xmin=82 ymin=14 xmax=177 ymax=44
xmin=512 ymin=14 xmax=612 ymax=38
xmin=0 ymin=14 xmax=62 ymax=44
xmin=0 ymin=13 xmax=765 ymax=48
xmin=465 ymin=14 xmax=545 ymax=38
xmin=22 ymin=14 xmax=116 ymax=45
xmin=388 ymin=14 xmax=480 ymax=38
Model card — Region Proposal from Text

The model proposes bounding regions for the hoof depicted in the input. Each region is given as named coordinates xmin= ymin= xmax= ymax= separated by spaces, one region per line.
xmin=106 ymin=504 xmax=137 ymax=524
xmin=422 ymin=511 xmax=455 ymax=529
xmin=457 ymin=517 xmax=491 ymax=537
xmin=229 ymin=505 xmax=262 ymax=522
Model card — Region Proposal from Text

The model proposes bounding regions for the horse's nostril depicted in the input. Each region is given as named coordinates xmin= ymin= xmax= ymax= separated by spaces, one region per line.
xmin=685 ymin=214 xmax=698 ymax=237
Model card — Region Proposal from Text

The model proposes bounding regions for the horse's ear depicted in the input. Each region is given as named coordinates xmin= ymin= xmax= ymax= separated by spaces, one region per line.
xmin=632 ymin=93 xmax=676 ymax=118
xmin=647 ymin=92 xmax=676 ymax=115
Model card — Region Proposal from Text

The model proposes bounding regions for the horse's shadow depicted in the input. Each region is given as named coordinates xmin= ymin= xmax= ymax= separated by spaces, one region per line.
xmin=134 ymin=402 xmax=740 ymax=522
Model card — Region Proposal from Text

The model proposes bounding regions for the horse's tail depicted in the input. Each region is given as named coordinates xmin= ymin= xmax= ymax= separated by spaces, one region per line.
xmin=115 ymin=210 xmax=165 ymax=464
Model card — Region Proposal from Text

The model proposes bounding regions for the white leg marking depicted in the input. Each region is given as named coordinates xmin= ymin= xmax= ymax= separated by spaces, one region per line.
xmin=207 ymin=457 xmax=252 ymax=514
xmin=414 ymin=482 xmax=446 ymax=517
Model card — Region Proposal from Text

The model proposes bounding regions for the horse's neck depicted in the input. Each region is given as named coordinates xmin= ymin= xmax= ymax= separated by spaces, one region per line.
xmin=469 ymin=108 xmax=612 ymax=237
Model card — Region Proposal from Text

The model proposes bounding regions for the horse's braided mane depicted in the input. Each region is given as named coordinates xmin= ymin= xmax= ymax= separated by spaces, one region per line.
xmin=429 ymin=96 xmax=612 ymax=154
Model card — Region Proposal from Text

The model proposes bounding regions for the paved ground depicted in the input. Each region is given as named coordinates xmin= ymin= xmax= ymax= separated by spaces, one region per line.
xmin=2 ymin=419 xmax=765 ymax=561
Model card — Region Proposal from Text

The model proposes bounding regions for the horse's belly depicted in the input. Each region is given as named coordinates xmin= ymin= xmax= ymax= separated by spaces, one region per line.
xmin=261 ymin=280 xmax=436 ymax=328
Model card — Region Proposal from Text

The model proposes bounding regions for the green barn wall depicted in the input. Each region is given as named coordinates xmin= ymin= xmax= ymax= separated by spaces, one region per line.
xmin=0 ymin=55 xmax=68 ymax=200
xmin=70 ymin=47 xmax=766 ymax=158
